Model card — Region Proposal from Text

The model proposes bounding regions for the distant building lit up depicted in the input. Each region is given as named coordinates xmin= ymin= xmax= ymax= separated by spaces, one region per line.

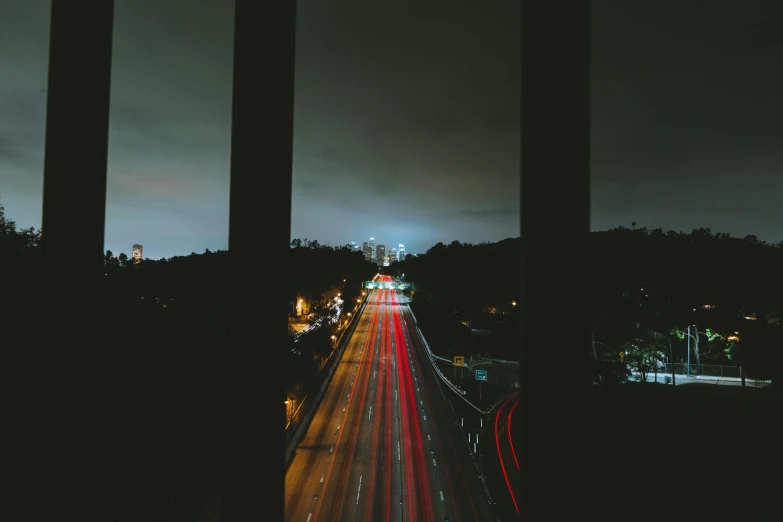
xmin=132 ymin=244 xmax=143 ymax=263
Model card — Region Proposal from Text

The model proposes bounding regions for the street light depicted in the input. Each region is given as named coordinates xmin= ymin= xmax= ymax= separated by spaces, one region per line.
xmin=680 ymin=325 xmax=709 ymax=376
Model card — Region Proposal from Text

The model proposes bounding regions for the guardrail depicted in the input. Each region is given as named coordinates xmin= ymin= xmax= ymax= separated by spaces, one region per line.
xmin=406 ymin=307 xmax=496 ymax=415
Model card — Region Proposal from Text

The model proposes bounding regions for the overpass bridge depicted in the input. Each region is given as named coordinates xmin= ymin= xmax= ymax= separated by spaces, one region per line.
xmin=362 ymin=280 xmax=414 ymax=290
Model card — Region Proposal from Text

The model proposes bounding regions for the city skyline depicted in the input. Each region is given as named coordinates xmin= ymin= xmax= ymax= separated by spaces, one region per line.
xmin=2 ymin=1 xmax=782 ymax=260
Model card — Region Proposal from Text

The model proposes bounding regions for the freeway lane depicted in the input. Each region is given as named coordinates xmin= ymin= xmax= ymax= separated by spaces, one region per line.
xmin=286 ymin=277 xmax=493 ymax=522
xmin=285 ymin=285 xmax=385 ymax=522
xmin=397 ymin=298 xmax=496 ymax=522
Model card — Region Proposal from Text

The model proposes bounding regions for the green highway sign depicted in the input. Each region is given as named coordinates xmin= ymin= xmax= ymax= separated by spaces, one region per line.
xmin=362 ymin=281 xmax=415 ymax=291
xmin=475 ymin=369 xmax=487 ymax=381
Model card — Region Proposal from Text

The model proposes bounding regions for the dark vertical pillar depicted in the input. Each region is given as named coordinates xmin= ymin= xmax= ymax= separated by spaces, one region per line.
xmin=39 ymin=1 xmax=115 ymax=521
xmin=519 ymin=2 xmax=590 ymax=520
xmin=225 ymin=0 xmax=296 ymax=520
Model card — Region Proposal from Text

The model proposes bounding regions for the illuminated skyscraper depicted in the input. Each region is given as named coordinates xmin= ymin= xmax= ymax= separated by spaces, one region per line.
xmin=369 ymin=237 xmax=376 ymax=261
xmin=376 ymin=244 xmax=385 ymax=264
xmin=362 ymin=241 xmax=372 ymax=262
xmin=132 ymin=244 xmax=143 ymax=263
xmin=389 ymin=247 xmax=397 ymax=262
xmin=397 ymin=243 xmax=405 ymax=261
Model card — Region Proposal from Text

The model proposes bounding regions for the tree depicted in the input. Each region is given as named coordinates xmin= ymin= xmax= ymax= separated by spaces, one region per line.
xmin=670 ymin=326 xmax=727 ymax=366
xmin=623 ymin=339 xmax=661 ymax=383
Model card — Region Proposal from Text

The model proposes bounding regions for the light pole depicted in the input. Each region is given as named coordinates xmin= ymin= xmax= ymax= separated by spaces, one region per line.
xmin=654 ymin=331 xmax=658 ymax=384
xmin=681 ymin=325 xmax=708 ymax=377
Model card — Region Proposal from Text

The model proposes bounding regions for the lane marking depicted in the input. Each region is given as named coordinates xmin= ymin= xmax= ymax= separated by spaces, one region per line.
xmin=428 ymin=434 xmax=431 ymax=440
xmin=307 ymin=514 xmax=312 ymax=522
xmin=356 ymin=475 xmax=362 ymax=505
xmin=423 ymin=415 xmax=427 ymax=421
xmin=398 ymin=441 xmax=401 ymax=461
xmin=440 ymin=491 xmax=444 ymax=501
xmin=433 ymin=458 xmax=437 ymax=467
xmin=369 ymin=407 xmax=372 ymax=420
xmin=330 ymin=446 xmax=334 ymax=453
xmin=320 ymin=474 xmax=324 ymax=483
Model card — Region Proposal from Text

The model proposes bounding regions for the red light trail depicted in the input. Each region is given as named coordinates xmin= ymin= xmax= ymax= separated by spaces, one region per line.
xmin=495 ymin=395 xmax=519 ymax=513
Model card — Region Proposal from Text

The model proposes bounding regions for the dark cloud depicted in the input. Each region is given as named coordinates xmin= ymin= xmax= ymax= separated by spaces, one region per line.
xmin=1 ymin=0 xmax=782 ymax=257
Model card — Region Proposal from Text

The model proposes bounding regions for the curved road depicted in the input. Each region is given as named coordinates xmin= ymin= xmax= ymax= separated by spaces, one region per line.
xmin=285 ymin=277 xmax=494 ymax=522
xmin=480 ymin=393 xmax=522 ymax=520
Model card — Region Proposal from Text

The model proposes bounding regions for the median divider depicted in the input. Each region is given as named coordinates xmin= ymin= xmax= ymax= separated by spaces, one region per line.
xmin=285 ymin=296 xmax=369 ymax=468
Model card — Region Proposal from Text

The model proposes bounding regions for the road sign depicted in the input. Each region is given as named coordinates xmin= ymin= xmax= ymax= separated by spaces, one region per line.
xmin=475 ymin=369 xmax=488 ymax=381
xmin=453 ymin=355 xmax=464 ymax=367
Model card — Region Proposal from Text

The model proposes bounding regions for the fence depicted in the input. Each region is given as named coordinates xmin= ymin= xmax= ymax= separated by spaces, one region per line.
xmin=663 ymin=363 xmax=742 ymax=378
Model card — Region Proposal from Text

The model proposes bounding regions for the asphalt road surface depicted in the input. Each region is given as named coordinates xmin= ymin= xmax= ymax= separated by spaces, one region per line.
xmin=285 ymin=277 xmax=494 ymax=522
xmin=480 ymin=393 xmax=522 ymax=520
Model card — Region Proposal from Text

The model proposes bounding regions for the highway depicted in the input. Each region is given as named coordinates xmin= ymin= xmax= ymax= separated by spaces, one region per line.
xmin=285 ymin=276 xmax=494 ymax=522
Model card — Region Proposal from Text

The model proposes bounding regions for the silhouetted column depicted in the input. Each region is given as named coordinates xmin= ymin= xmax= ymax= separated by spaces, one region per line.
xmin=519 ymin=2 xmax=590 ymax=520
xmin=39 ymin=1 xmax=115 ymax=521
xmin=224 ymin=1 xmax=296 ymax=521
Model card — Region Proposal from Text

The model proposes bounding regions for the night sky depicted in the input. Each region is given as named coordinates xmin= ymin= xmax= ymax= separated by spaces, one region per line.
xmin=1 ymin=0 xmax=782 ymax=259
